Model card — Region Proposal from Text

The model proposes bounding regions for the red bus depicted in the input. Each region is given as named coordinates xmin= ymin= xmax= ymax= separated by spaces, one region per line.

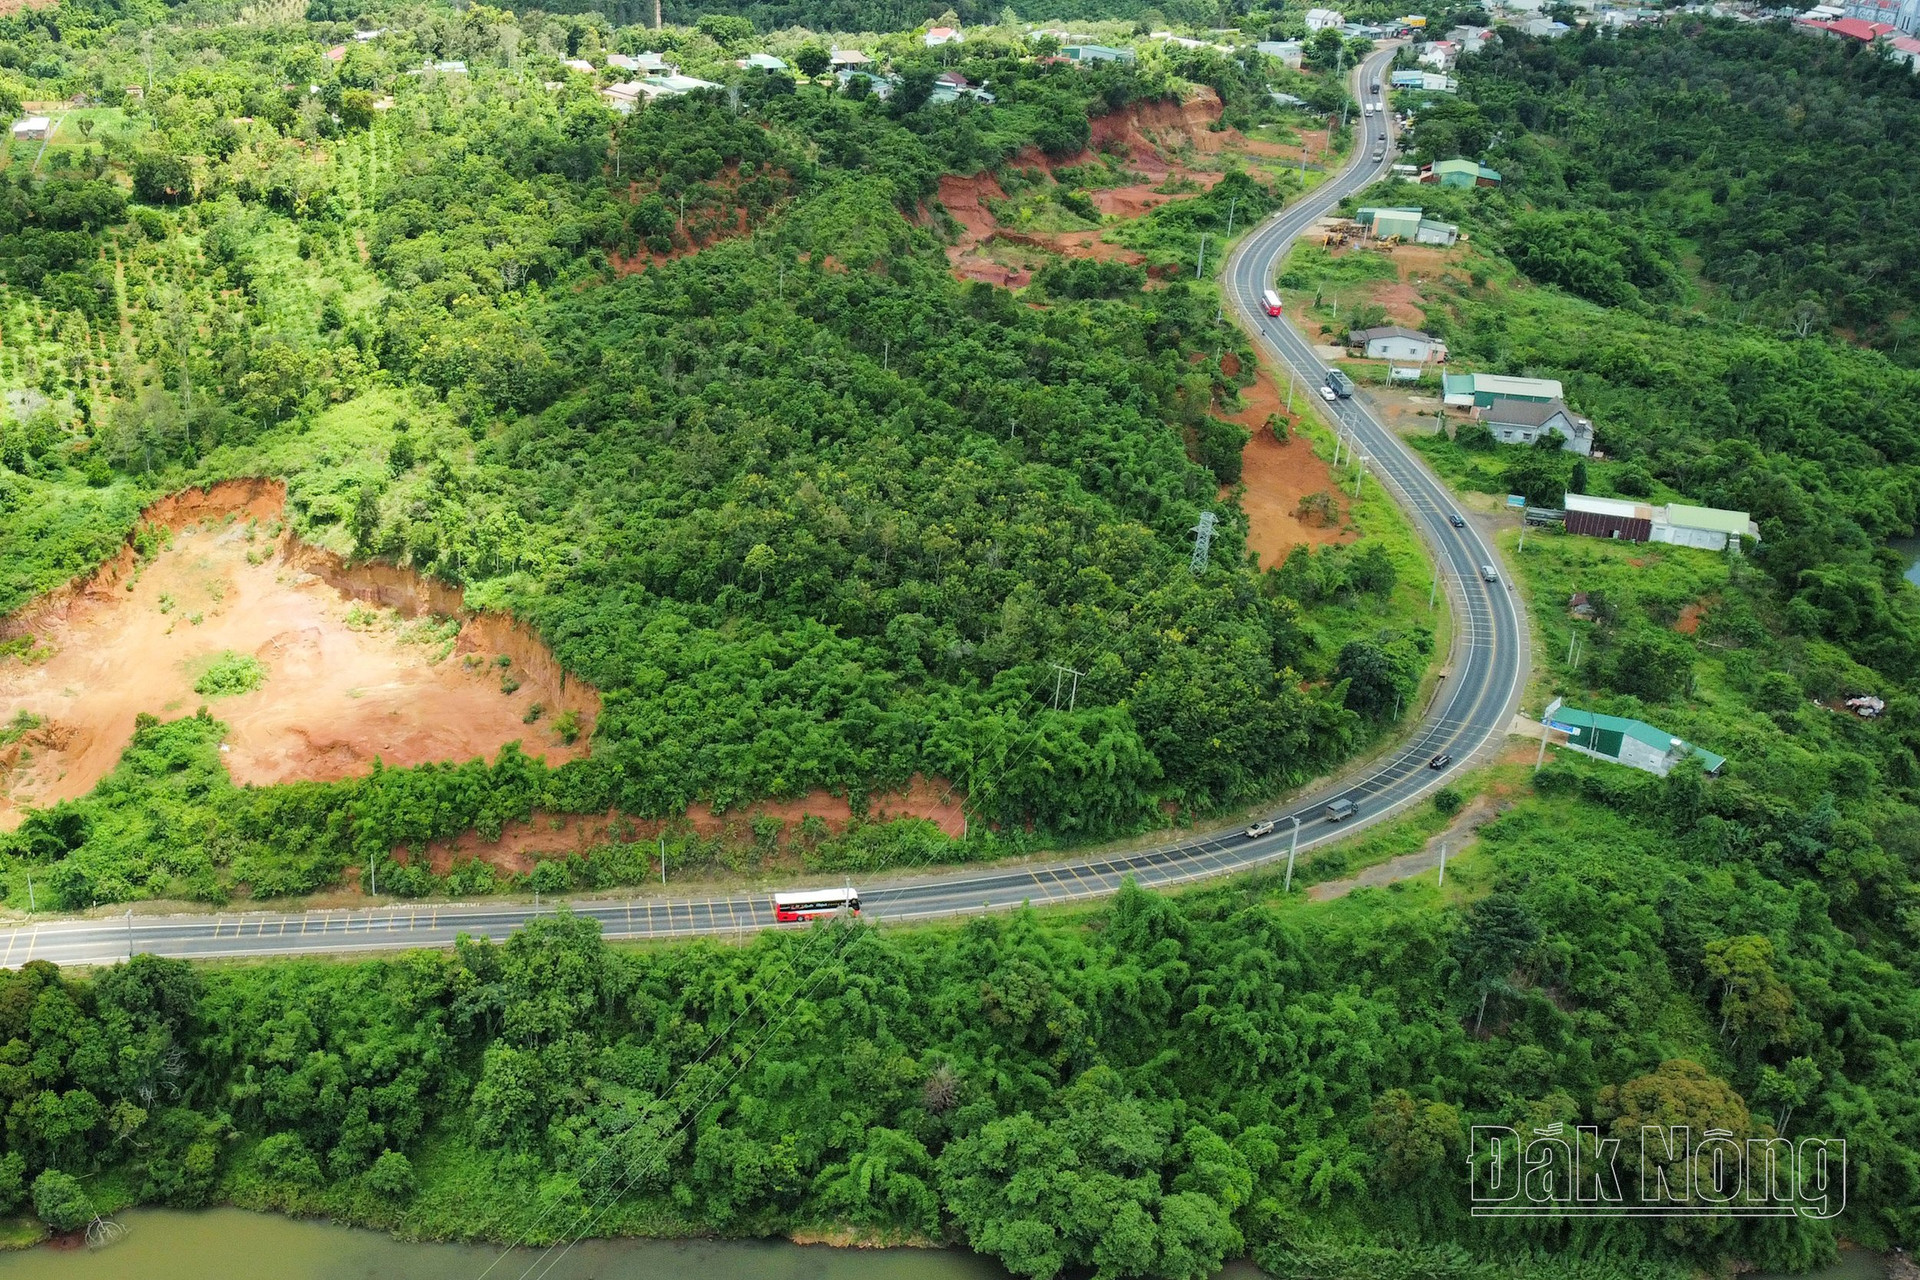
xmin=1262 ymin=289 xmax=1284 ymax=317
xmin=773 ymin=887 xmax=861 ymax=922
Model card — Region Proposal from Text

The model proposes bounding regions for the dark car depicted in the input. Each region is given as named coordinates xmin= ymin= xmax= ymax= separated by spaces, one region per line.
xmin=1429 ymin=753 xmax=1452 ymax=769
xmin=1449 ymin=513 xmax=1465 ymax=528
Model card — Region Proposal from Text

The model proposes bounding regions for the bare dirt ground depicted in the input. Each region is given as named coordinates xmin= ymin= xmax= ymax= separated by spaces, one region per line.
xmin=0 ymin=480 xmax=595 ymax=826
xmin=402 ymin=774 xmax=969 ymax=874
xmin=938 ymin=88 xmax=1262 ymax=288
xmin=1310 ymin=794 xmax=1498 ymax=901
xmin=1219 ymin=352 xmax=1352 ymax=569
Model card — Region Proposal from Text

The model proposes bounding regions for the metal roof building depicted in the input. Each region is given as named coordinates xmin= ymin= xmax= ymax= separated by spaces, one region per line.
xmin=1547 ymin=707 xmax=1726 ymax=778
xmin=1442 ymin=372 xmax=1564 ymax=407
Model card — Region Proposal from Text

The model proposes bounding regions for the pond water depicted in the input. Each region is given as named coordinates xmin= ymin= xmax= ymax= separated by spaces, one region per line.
xmin=1890 ymin=535 xmax=1920 ymax=588
xmin=0 ymin=1209 xmax=1012 ymax=1280
xmin=0 ymin=1210 xmax=1888 ymax=1280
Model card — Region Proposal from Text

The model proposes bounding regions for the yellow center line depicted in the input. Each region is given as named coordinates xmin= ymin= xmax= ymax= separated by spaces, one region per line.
xmin=1027 ymin=868 xmax=1056 ymax=903
xmin=726 ymin=897 xmax=739 ymax=931
xmin=2 ymin=930 xmax=16 ymax=967
xmin=23 ymin=927 xmax=37 ymax=964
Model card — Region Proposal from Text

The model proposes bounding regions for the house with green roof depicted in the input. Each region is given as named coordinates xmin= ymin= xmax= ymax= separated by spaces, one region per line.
xmin=1420 ymin=157 xmax=1501 ymax=187
xmin=1545 ymin=707 xmax=1726 ymax=778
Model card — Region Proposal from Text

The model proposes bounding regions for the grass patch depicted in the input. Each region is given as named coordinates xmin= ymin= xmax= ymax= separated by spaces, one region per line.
xmin=192 ymin=650 xmax=266 ymax=698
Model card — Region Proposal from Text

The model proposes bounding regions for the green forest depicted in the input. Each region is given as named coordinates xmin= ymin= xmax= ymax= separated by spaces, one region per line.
xmin=0 ymin=0 xmax=1438 ymax=907
xmin=6 ymin=2 xmax=1920 ymax=1277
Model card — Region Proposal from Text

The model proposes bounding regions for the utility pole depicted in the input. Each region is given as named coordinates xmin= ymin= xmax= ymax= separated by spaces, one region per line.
xmin=1049 ymin=662 xmax=1085 ymax=713
xmin=660 ymin=834 xmax=667 ymax=885
xmin=370 ymin=856 xmax=376 ymax=898
xmin=1285 ymin=816 xmax=1301 ymax=893
xmin=1429 ymin=574 xmax=1439 ymax=609
xmin=25 ymin=873 xmax=32 ymax=911
xmin=1224 ymin=196 xmax=1238 ymax=237
xmin=1195 ymin=233 xmax=1209 ymax=278
xmin=1353 ymin=455 xmax=1368 ymax=498
xmin=1438 ymin=842 xmax=1447 ymax=888
xmin=1190 ymin=512 xmax=1217 ymax=574
xmin=126 ymin=909 xmax=134 ymax=961
xmin=1535 ymin=698 xmax=1563 ymax=773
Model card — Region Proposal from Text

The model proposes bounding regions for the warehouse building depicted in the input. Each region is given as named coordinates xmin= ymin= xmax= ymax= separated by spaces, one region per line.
xmin=1442 ymin=372 xmax=1563 ymax=407
xmin=1546 ymin=707 xmax=1726 ymax=778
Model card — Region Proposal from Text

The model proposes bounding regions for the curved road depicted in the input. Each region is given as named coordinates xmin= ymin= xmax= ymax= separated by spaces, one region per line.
xmin=3 ymin=49 xmax=1526 ymax=969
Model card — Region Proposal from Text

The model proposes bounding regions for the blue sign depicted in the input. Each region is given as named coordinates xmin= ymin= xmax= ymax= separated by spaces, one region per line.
xmin=1506 ymin=494 xmax=1527 ymax=508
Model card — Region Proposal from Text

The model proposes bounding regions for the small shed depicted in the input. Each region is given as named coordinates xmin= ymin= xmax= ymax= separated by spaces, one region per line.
xmin=10 ymin=116 xmax=52 ymax=141
xmin=1654 ymin=503 xmax=1755 ymax=552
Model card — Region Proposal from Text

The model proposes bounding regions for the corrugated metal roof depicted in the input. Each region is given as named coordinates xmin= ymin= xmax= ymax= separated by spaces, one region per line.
xmin=1472 ymin=373 xmax=1563 ymax=398
xmin=1662 ymin=502 xmax=1749 ymax=535
xmin=1564 ymin=493 xmax=1652 ymax=520
xmin=1550 ymin=707 xmax=1727 ymax=772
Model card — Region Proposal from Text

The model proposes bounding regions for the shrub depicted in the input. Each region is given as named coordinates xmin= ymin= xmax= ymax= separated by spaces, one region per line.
xmin=1434 ymin=786 xmax=1464 ymax=816
xmin=364 ymin=1150 xmax=415 ymax=1199
xmin=31 ymin=1170 xmax=93 ymax=1232
xmin=193 ymin=651 xmax=265 ymax=698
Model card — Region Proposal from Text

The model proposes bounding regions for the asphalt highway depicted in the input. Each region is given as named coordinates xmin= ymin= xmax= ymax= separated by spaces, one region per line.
xmin=4 ymin=48 xmax=1526 ymax=970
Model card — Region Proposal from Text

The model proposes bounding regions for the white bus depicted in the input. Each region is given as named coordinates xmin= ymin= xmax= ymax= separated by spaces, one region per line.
xmin=773 ymin=887 xmax=861 ymax=922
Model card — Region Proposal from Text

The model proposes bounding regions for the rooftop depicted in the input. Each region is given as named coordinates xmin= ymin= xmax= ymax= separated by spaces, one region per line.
xmin=1550 ymin=707 xmax=1727 ymax=773
xmin=1483 ymin=396 xmax=1588 ymax=429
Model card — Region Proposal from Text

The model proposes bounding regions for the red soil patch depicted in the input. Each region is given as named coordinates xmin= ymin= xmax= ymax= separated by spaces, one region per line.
xmin=400 ymin=774 xmax=969 ymax=874
xmin=1675 ymin=602 xmax=1705 ymax=634
xmin=0 ymin=0 xmax=52 ymax=14
xmin=1222 ymin=360 xmax=1353 ymax=568
xmin=937 ymin=88 xmax=1255 ymax=288
xmin=1369 ymin=280 xmax=1428 ymax=328
xmin=0 ymin=480 xmax=596 ymax=826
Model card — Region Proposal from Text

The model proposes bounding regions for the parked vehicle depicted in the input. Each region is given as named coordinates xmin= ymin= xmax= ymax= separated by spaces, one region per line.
xmin=1429 ymin=753 xmax=1452 ymax=769
xmin=1324 ymin=798 xmax=1357 ymax=822
xmin=1245 ymin=819 xmax=1277 ymax=839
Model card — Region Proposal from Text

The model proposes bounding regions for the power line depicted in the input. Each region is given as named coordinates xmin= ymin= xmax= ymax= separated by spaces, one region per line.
xmin=1190 ymin=511 xmax=1217 ymax=573
xmin=471 ymin=907 xmax=862 ymax=1280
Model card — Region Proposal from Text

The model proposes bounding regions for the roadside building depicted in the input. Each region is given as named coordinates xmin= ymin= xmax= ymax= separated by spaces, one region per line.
xmin=10 ymin=116 xmax=52 ymax=141
xmin=1362 ymin=206 xmax=1424 ymax=240
xmin=924 ymin=25 xmax=964 ymax=45
xmin=1520 ymin=17 xmax=1574 ymax=34
xmin=1418 ymin=39 xmax=1457 ymax=67
xmin=1256 ymin=39 xmax=1305 ymax=65
xmin=1421 ymin=156 xmax=1501 ymax=187
xmin=829 ymin=48 xmax=872 ymax=67
xmin=1442 ymin=372 xmax=1563 ymax=407
xmin=1060 ymin=43 xmax=1137 ymax=62
xmin=1348 ymin=325 xmax=1439 ymax=361
xmin=1306 ymin=7 xmax=1346 ymax=28
xmin=1563 ymin=493 xmax=1653 ymax=541
xmin=741 ymin=52 xmax=788 ymax=70
xmin=1561 ymin=493 xmax=1758 ymax=549
xmin=1481 ymin=397 xmax=1593 ymax=454
xmin=1546 ymin=707 xmax=1726 ymax=777
xmin=1656 ymin=502 xmax=1757 ymax=551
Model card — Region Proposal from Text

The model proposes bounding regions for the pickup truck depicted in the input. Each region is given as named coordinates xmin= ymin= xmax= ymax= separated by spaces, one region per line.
xmin=1324 ymin=798 xmax=1357 ymax=823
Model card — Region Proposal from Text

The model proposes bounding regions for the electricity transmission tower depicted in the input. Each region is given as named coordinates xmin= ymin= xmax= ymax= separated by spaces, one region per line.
xmin=1049 ymin=662 xmax=1084 ymax=712
xmin=1190 ymin=512 xmax=1217 ymax=574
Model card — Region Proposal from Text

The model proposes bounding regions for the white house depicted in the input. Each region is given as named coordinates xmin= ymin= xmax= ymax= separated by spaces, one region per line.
xmin=1480 ymin=397 xmax=1593 ymax=455
xmin=9 ymin=116 xmax=51 ymax=141
xmin=562 ymin=58 xmax=596 ymax=74
xmin=1349 ymin=325 xmax=1440 ymax=362
xmin=924 ymin=25 xmax=964 ymax=45
xmin=1418 ymin=40 xmax=1457 ymax=67
xmin=1305 ymin=7 xmax=1346 ymax=29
